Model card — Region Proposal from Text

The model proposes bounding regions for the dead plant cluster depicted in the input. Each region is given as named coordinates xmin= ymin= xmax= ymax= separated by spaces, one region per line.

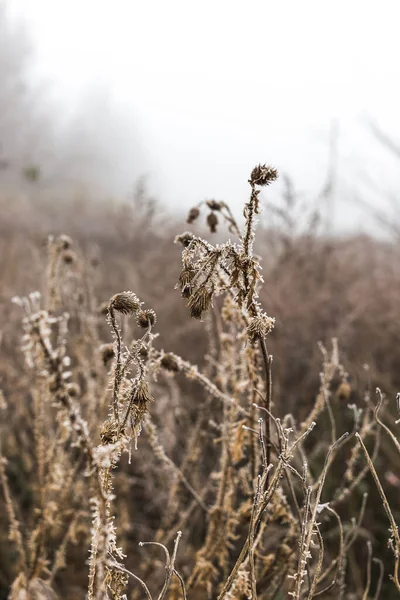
xmin=1 ymin=166 xmax=400 ymax=599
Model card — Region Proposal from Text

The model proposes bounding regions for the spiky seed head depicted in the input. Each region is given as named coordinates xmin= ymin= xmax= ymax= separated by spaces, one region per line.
xmin=249 ymin=164 xmax=278 ymax=187
xmin=247 ymin=313 xmax=275 ymax=343
xmin=178 ymin=266 xmax=196 ymax=298
xmin=187 ymin=286 xmax=213 ymax=319
xmin=207 ymin=212 xmax=219 ymax=233
xmin=135 ymin=379 xmax=153 ymax=409
xmin=206 ymin=199 xmax=223 ymax=211
xmin=100 ymin=419 xmax=118 ymax=444
xmin=181 ymin=284 xmax=193 ymax=299
xmin=187 ymin=207 xmax=200 ymax=224
xmin=175 ymin=232 xmax=195 ymax=247
xmin=109 ymin=291 xmax=140 ymax=315
xmin=99 ymin=343 xmax=115 ymax=366
xmin=179 ymin=266 xmax=196 ymax=287
xmin=160 ymin=353 xmax=179 ymax=372
xmin=136 ymin=309 xmax=157 ymax=329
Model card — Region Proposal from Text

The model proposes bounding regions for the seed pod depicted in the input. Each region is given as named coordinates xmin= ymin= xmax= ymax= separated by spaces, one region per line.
xmin=247 ymin=313 xmax=275 ymax=344
xmin=160 ymin=353 xmax=179 ymax=372
xmin=109 ymin=291 xmax=140 ymax=315
xmin=175 ymin=232 xmax=195 ymax=247
xmin=187 ymin=286 xmax=213 ymax=319
xmin=187 ymin=207 xmax=200 ymax=224
xmin=207 ymin=212 xmax=218 ymax=233
xmin=134 ymin=379 xmax=153 ymax=410
xmin=206 ymin=199 xmax=223 ymax=211
xmin=100 ymin=418 xmax=118 ymax=444
xmin=136 ymin=309 xmax=157 ymax=329
xmin=249 ymin=164 xmax=278 ymax=187
xmin=178 ymin=266 xmax=196 ymax=298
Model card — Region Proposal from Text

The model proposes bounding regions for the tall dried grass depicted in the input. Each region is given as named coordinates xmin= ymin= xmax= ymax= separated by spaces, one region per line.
xmin=1 ymin=167 xmax=400 ymax=599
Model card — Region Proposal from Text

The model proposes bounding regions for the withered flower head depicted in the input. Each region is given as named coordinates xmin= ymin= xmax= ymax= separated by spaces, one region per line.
xmin=160 ymin=353 xmax=179 ymax=372
xmin=249 ymin=164 xmax=279 ymax=187
xmin=137 ymin=309 xmax=157 ymax=329
xmin=134 ymin=379 xmax=153 ymax=410
xmin=175 ymin=232 xmax=195 ymax=247
xmin=206 ymin=199 xmax=223 ymax=211
xmin=247 ymin=313 xmax=275 ymax=344
xmin=207 ymin=212 xmax=219 ymax=233
xmin=187 ymin=286 xmax=213 ymax=320
xmin=179 ymin=265 xmax=196 ymax=287
xmin=99 ymin=343 xmax=115 ymax=366
xmin=100 ymin=418 xmax=118 ymax=444
xmin=187 ymin=207 xmax=200 ymax=224
xmin=109 ymin=291 xmax=140 ymax=315
xmin=178 ymin=266 xmax=196 ymax=298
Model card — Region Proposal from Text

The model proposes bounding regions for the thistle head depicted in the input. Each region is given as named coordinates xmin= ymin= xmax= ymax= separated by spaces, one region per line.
xmin=136 ymin=309 xmax=157 ymax=329
xmin=160 ymin=353 xmax=179 ymax=372
xmin=109 ymin=291 xmax=141 ymax=316
xmin=207 ymin=212 xmax=219 ymax=233
xmin=249 ymin=164 xmax=278 ymax=187
xmin=247 ymin=313 xmax=275 ymax=344
xmin=187 ymin=207 xmax=200 ymax=224
xmin=187 ymin=286 xmax=213 ymax=320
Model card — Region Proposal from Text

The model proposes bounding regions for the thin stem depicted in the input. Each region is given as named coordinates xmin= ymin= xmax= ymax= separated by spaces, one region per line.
xmin=355 ymin=433 xmax=400 ymax=591
xmin=259 ymin=337 xmax=272 ymax=487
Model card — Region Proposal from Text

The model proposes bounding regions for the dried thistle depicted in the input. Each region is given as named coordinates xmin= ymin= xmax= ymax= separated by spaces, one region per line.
xmin=100 ymin=419 xmax=118 ymax=445
xmin=187 ymin=207 xmax=200 ymax=224
xmin=247 ymin=313 xmax=275 ymax=344
xmin=136 ymin=309 xmax=157 ymax=329
xmin=175 ymin=232 xmax=195 ymax=247
xmin=109 ymin=291 xmax=140 ymax=316
xmin=207 ymin=212 xmax=219 ymax=233
xmin=178 ymin=266 xmax=196 ymax=299
xmin=135 ymin=379 xmax=154 ymax=411
xmin=187 ymin=286 xmax=213 ymax=320
xmin=249 ymin=164 xmax=279 ymax=187
xmin=206 ymin=199 xmax=223 ymax=211
xmin=160 ymin=353 xmax=179 ymax=372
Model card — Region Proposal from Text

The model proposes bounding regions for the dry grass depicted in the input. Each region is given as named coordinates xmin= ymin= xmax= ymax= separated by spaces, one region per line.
xmin=1 ymin=167 xmax=400 ymax=599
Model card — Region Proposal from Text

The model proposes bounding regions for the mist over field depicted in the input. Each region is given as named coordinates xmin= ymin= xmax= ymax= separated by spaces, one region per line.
xmin=3 ymin=0 xmax=400 ymax=233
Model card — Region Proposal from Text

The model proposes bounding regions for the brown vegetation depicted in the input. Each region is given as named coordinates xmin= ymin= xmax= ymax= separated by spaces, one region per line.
xmin=1 ymin=165 xmax=400 ymax=600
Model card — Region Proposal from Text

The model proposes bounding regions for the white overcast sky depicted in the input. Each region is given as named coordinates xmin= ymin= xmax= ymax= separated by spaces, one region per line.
xmin=9 ymin=0 xmax=400 ymax=230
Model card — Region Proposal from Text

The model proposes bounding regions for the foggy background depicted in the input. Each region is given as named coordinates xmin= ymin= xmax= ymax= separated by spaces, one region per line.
xmin=3 ymin=0 xmax=400 ymax=232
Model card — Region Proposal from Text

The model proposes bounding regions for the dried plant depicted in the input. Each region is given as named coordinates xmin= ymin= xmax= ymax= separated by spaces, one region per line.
xmin=0 ymin=165 xmax=399 ymax=600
